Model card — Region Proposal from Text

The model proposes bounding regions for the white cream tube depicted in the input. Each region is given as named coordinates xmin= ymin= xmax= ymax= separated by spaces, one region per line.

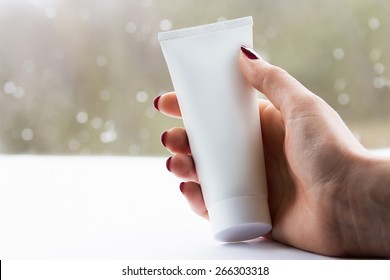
xmin=158 ymin=16 xmax=271 ymax=242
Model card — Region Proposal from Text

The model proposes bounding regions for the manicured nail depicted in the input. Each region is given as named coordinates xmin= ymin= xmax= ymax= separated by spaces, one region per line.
xmin=153 ymin=96 xmax=161 ymax=111
xmin=161 ymin=131 xmax=168 ymax=147
xmin=241 ymin=45 xmax=260 ymax=60
xmin=166 ymin=156 xmax=172 ymax=172
xmin=179 ymin=182 xmax=185 ymax=193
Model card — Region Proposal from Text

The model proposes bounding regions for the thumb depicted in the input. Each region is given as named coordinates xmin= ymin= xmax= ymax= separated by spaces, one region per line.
xmin=239 ymin=46 xmax=315 ymax=118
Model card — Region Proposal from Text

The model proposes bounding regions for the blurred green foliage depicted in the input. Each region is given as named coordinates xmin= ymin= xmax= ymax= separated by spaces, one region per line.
xmin=0 ymin=0 xmax=389 ymax=155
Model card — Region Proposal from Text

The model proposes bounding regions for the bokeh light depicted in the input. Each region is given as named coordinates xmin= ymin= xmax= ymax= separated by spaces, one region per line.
xmin=0 ymin=0 xmax=389 ymax=155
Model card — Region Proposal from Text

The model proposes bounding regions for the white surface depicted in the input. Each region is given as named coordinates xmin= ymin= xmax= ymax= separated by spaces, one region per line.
xmin=0 ymin=156 xmax=336 ymax=259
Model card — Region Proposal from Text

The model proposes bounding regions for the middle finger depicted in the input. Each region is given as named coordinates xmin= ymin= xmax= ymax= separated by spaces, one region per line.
xmin=162 ymin=127 xmax=191 ymax=155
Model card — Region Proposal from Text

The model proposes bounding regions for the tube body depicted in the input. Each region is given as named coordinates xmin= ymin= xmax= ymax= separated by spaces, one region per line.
xmin=158 ymin=17 xmax=271 ymax=242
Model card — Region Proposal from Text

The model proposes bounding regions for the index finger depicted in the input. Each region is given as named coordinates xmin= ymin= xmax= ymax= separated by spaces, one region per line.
xmin=154 ymin=92 xmax=182 ymax=118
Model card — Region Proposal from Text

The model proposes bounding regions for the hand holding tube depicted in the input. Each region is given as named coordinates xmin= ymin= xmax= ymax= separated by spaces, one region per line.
xmin=155 ymin=46 xmax=390 ymax=257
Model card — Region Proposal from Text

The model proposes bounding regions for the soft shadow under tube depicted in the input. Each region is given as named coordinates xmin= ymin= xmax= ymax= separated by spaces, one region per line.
xmin=158 ymin=16 xmax=272 ymax=242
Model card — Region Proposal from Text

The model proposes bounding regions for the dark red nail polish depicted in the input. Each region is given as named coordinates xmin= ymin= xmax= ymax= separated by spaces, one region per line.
xmin=153 ymin=96 xmax=161 ymax=111
xmin=241 ymin=45 xmax=259 ymax=60
xmin=179 ymin=182 xmax=185 ymax=193
xmin=161 ymin=131 xmax=168 ymax=147
xmin=166 ymin=156 xmax=172 ymax=172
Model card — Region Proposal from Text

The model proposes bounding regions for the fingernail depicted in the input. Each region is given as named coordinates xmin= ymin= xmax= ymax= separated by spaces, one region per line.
xmin=153 ymin=96 xmax=161 ymax=111
xmin=161 ymin=131 xmax=168 ymax=147
xmin=179 ymin=182 xmax=185 ymax=193
xmin=166 ymin=156 xmax=172 ymax=172
xmin=241 ymin=45 xmax=260 ymax=60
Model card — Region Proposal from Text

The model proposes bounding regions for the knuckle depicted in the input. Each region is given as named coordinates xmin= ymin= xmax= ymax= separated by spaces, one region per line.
xmin=288 ymin=93 xmax=326 ymax=120
xmin=261 ymin=65 xmax=289 ymax=93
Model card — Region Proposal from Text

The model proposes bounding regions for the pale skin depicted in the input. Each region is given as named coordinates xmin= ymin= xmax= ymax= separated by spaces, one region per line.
xmin=154 ymin=46 xmax=390 ymax=257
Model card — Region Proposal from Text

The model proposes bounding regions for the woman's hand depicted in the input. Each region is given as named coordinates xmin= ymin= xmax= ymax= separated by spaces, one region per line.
xmin=154 ymin=46 xmax=390 ymax=257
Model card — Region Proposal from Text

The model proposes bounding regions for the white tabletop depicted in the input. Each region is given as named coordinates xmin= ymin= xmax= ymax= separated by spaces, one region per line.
xmin=0 ymin=155 xmax=340 ymax=259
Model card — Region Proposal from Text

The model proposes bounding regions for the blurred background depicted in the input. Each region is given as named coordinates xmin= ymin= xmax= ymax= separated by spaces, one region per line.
xmin=0 ymin=0 xmax=389 ymax=155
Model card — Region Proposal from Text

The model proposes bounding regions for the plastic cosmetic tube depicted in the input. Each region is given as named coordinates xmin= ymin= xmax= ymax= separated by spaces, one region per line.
xmin=158 ymin=17 xmax=272 ymax=242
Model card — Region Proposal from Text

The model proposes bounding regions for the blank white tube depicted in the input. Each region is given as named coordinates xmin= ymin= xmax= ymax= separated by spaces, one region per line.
xmin=158 ymin=16 xmax=272 ymax=242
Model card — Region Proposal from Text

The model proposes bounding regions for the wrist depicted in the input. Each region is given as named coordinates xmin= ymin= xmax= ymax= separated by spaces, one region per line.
xmin=336 ymin=150 xmax=390 ymax=256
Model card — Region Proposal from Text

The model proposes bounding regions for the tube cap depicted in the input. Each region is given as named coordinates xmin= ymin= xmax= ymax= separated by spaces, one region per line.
xmin=208 ymin=195 xmax=272 ymax=242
